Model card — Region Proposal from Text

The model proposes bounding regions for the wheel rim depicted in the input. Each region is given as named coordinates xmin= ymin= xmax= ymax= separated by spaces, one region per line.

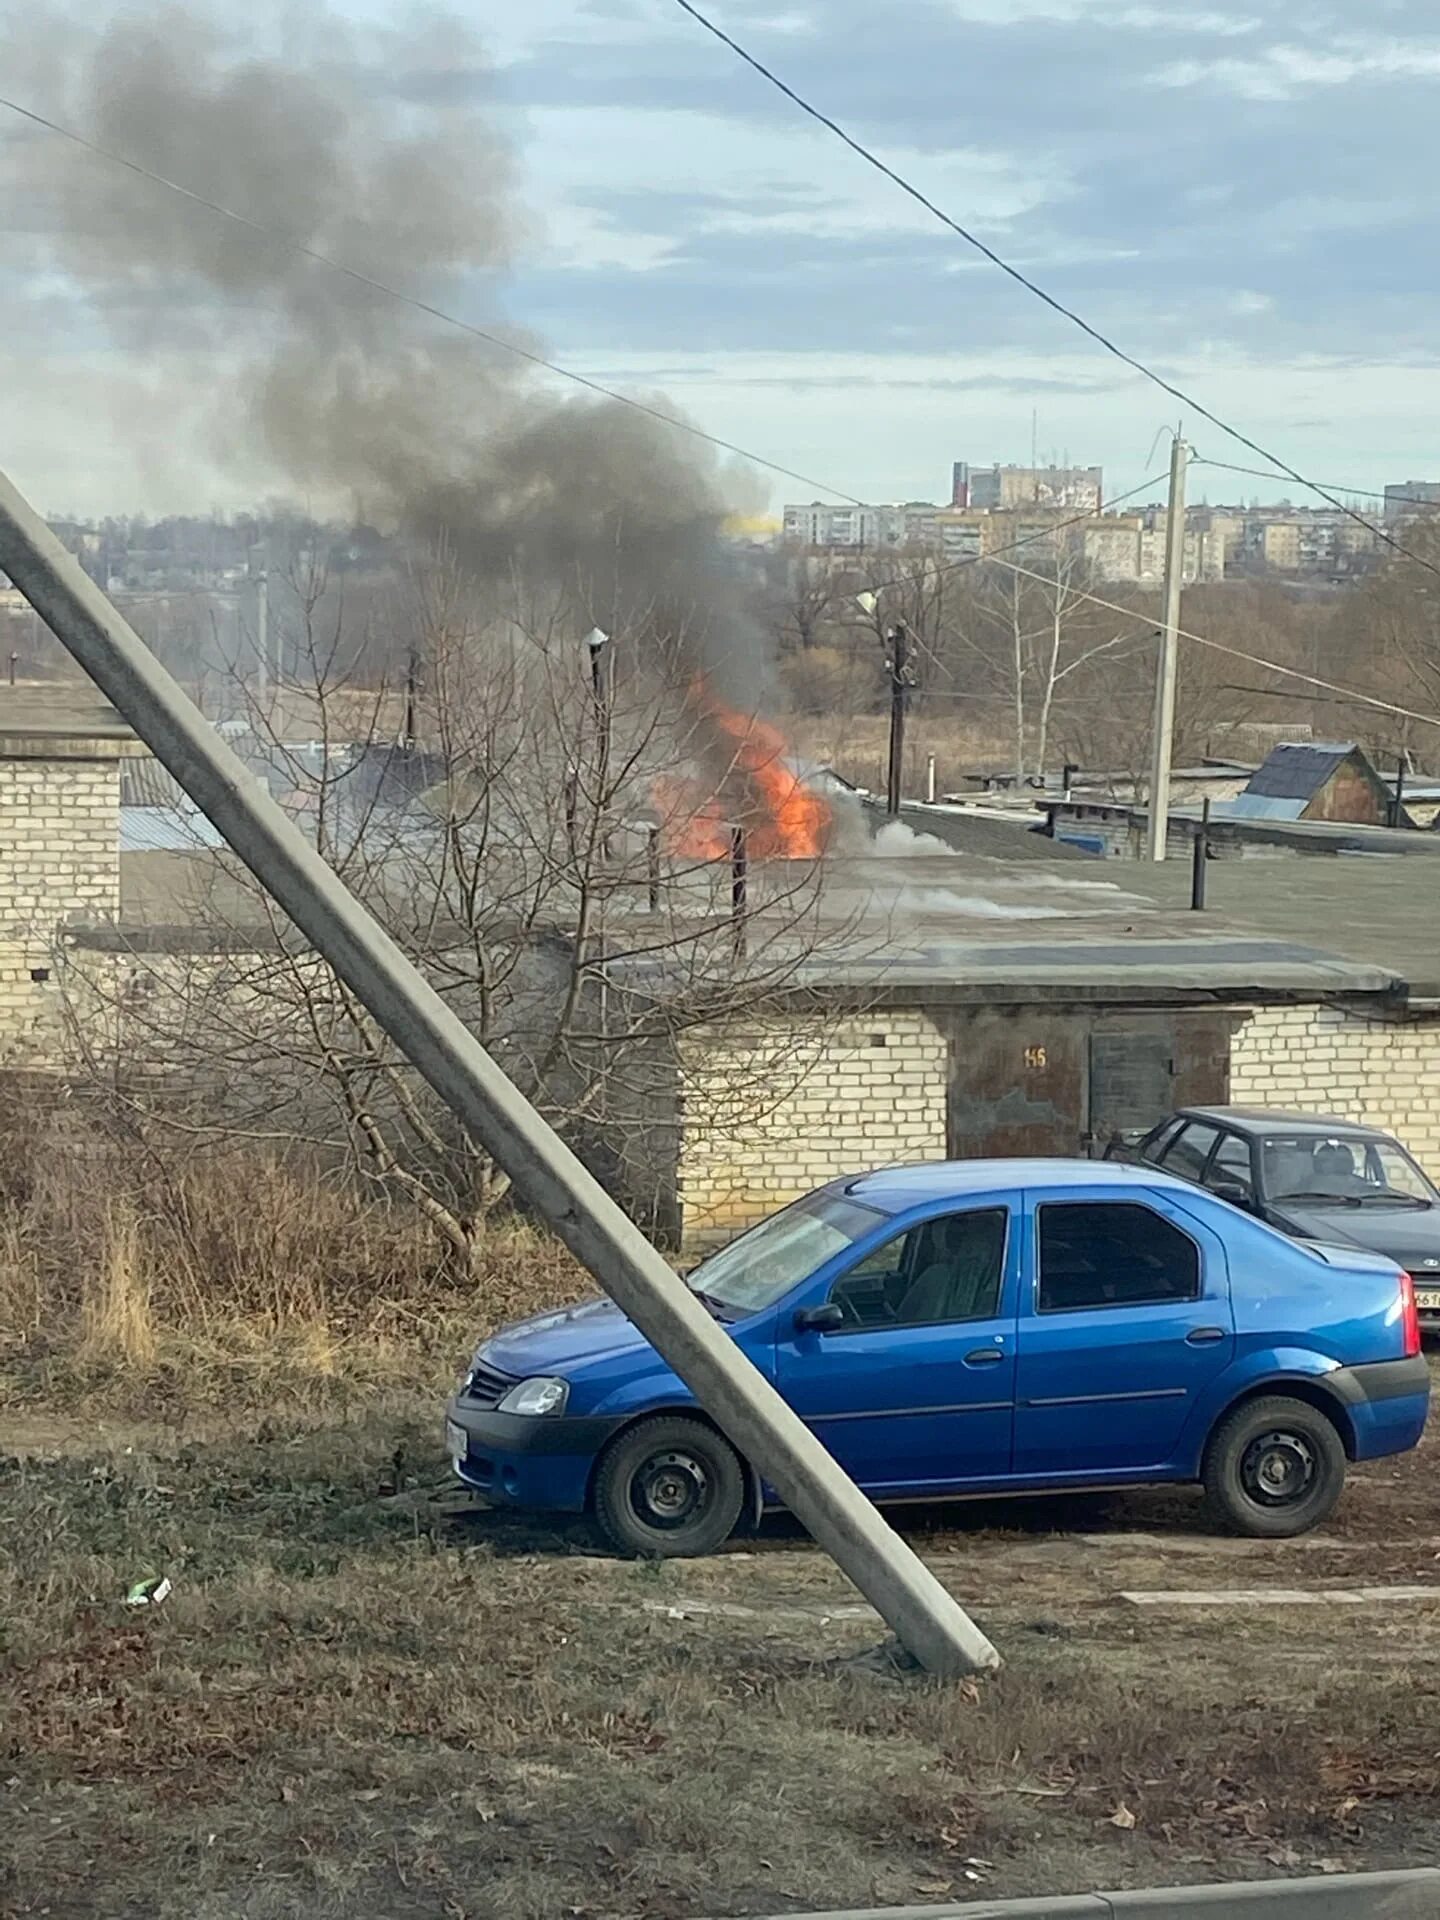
xmin=630 ymin=1449 xmax=712 ymax=1531
xmin=1240 ymin=1429 xmax=1318 ymax=1508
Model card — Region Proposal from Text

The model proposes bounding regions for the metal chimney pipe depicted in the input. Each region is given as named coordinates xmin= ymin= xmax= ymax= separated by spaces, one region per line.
xmin=1190 ymin=798 xmax=1211 ymax=911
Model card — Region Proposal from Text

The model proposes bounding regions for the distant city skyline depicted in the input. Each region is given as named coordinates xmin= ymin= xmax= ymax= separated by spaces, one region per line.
xmin=7 ymin=0 xmax=1440 ymax=519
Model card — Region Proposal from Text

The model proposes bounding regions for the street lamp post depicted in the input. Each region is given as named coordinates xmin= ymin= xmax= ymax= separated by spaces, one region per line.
xmin=584 ymin=628 xmax=613 ymax=1109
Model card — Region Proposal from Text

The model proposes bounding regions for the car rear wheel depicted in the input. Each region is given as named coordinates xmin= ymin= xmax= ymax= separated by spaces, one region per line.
xmin=1202 ymin=1395 xmax=1346 ymax=1538
xmin=592 ymin=1415 xmax=746 ymax=1558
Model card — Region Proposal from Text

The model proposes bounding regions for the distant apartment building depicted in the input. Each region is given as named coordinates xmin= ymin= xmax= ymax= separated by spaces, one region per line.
xmin=1385 ymin=481 xmax=1440 ymax=522
xmin=780 ymin=502 xmax=943 ymax=551
xmin=1081 ymin=515 xmax=1145 ymax=581
xmin=958 ymin=462 xmax=1103 ymax=513
xmin=1261 ymin=519 xmax=1302 ymax=572
xmin=783 ymin=462 xmax=1380 ymax=585
xmin=1219 ymin=506 xmax=1378 ymax=578
xmin=933 ymin=509 xmax=989 ymax=563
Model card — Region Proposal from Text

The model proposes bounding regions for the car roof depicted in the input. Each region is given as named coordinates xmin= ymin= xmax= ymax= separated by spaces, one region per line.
xmin=1175 ymin=1106 xmax=1394 ymax=1140
xmin=843 ymin=1158 xmax=1192 ymax=1213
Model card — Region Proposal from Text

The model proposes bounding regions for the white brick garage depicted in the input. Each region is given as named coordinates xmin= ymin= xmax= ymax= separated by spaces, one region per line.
xmin=0 ymin=692 xmax=144 ymax=1070
xmin=676 ymin=1012 xmax=950 ymax=1249
xmin=668 ymin=990 xmax=1440 ymax=1253
xmin=1233 ymin=1006 xmax=1440 ymax=1168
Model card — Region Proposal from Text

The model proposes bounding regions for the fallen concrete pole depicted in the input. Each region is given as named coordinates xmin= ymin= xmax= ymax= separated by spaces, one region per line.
xmin=738 ymin=1868 xmax=1440 ymax=1919
xmin=0 ymin=467 xmax=999 ymax=1678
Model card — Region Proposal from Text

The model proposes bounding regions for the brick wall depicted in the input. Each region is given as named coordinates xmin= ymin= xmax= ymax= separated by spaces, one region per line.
xmin=1232 ymin=1005 xmax=1440 ymax=1170
xmin=0 ymin=759 xmax=120 ymax=1066
xmin=676 ymin=1011 xmax=949 ymax=1249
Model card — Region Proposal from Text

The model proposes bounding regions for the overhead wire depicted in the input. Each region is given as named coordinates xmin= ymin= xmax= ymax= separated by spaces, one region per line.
xmin=0 ymin=92 xmax=867 ymax=507
xmin=6 ymin=74 xmax=1433 ymax=732
xmin=669 ymin=0 xmax=1440 ymax=582
xmin=854 ymin=469 xmax=1169 ymax=601
xmin=841 ymin=470 xmax=1168 ymax=686
xmin=988 ymin=552 xmax=1440 ymax=732
xmin=1194 ymin=459 xmax=1440 ymax=514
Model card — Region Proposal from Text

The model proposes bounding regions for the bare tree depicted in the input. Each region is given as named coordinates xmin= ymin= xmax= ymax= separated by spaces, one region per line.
xmin=62 ymin=564 xmax=858 ymax=1268
xmin=1335 ymin=522 xmax=1440 ymax=762
xmin=933 ymin=548 xmax=1146 ymax=781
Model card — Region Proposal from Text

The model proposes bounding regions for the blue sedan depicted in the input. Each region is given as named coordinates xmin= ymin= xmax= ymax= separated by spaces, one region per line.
xmin=445 ymin=1160 xmax=1430 ymax=1557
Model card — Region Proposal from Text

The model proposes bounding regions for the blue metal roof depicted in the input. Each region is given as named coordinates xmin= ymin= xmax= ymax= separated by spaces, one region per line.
xmin=1223 ymin=793 xmax=1308 ymax=821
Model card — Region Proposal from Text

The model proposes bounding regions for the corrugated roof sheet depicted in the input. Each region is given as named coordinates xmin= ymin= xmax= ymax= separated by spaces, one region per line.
xmin=1222 ymin=793 xmax=1308 ymax=821
xmin=121 ymin=758 xmax=187 ymax=808
xmin=1242 ymin=742 xmax=1355 ymax=803
xmin=120 ymin=806 xmax=226 ymax=853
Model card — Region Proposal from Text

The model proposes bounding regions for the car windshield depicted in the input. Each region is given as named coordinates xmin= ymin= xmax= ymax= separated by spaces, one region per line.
xmin=1262 ymin=1134 xmax=1438 ymax=1207
xmin=687 ymin=1193 xmax=884 ymax=1316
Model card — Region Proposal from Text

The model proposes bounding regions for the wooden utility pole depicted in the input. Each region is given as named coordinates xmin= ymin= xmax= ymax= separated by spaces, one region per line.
xmin=1146 ymin=436 xmax=1189 ymax=861
xmin=885 ymin=620 xmax=913 ymax=818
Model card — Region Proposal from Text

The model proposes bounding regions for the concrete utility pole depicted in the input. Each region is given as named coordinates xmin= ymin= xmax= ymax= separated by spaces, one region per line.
xmin=1146 ymin=436 xmax=1189 ymax=862
xmin=0 ymin=468 xmax=998 ymax=1679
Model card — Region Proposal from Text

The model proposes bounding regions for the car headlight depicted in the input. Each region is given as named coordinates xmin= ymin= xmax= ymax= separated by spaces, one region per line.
xmin=497 ymin=1376 xmax=569 ymax=1417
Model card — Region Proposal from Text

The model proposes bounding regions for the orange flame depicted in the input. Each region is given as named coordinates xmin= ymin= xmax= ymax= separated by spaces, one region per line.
xmin=653 ymin=682 xmax=833 ymax=863
xmin=652 ymin=774 xmax=731 ymax=861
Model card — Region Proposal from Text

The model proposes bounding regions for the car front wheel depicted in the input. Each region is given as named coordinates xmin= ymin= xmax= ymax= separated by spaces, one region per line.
xmin=592 ymin=1415 xmax=746 ymax=1558
xmin=1202 ymin=1395 xmax=1347 ymax=1538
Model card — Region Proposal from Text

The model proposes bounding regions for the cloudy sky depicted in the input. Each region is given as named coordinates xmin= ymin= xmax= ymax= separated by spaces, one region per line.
xmin=6 ymin=0 xmax=1440 ymax=516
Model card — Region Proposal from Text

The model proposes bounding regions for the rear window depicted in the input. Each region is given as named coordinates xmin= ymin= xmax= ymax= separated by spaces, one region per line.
xmin=1038 ymin=1201 xmax=1201 ymax=1313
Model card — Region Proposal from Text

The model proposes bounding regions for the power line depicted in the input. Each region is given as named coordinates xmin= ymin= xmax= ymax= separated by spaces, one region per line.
xmin=669 ymin=0 xmax=1440 ymax=583
xmin=856 ymin=470 xmax=1170 ymax=599
xmin=830 ymin=470 xmax=1167 ymax=688
xmin=992 ymin=552 xmax=1440 ymax=732
xmin=1195 ymin=459 xmax=1440 ymax=513
xmin=0 ymin=92 xmax=867 ymax=508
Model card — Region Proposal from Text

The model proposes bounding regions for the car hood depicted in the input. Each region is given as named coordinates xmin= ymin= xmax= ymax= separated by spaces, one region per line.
xmin=1274 ymin=1201 xmax=1440 ymax=1274
xmin=479 ymin=1296 xmax=650 ymax=1376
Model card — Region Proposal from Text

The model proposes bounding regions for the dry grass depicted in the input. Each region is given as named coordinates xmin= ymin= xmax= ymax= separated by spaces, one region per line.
xmin=79 ymin=1202 xmax=157 ymax=1372
xmin=787 ymin=713 xmax=1010 ymax=797
xmin=6 ymin=1120 xmax=1440 ymax=1917
xmin=5 ymin=1407 xmax=1440 ymax=1920
xmin=0 ymin=1113 xmax=586 ymax=1417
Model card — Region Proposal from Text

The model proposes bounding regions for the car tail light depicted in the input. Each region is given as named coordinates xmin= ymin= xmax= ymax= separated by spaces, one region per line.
xmin=1400 ymin=1272 xmax=1422 ymax=1359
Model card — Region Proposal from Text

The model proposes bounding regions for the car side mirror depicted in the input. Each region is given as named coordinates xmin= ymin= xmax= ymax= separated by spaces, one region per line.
xmin=795 ymin=1303 xmax=845 ymax=1335
xmin=1212 ymin=1181 xmax=1254 ymax=1211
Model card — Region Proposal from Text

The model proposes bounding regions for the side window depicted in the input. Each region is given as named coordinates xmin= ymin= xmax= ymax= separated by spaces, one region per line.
xmin=1205 ymin=1133 xmax=1255 ymax=1199
xmin=830 ymin=1210 xmax=1008 ymax=1330
xmin=1140 ymin=1118 xmax=1183 ymax=1164
xmin=1159 ymin=1121 xmax=1222 ymax=1181
xmin=1038 ymin=1202 xmax=1201 ymax=1313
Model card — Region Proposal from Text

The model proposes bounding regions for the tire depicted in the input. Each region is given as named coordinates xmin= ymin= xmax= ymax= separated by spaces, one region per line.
xmin=1202 ymin=1395 xmax=1347 ymax=1539
xmin=592 ymin=1415 xmax=746 ymax=1558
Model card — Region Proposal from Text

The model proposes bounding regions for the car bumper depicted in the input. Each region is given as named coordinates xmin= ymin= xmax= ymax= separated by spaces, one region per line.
xmin=1328 ymin=1356 xmax=1431 ymax=1462
xmin=444 ymin=1395 xmax=624 ymax=1514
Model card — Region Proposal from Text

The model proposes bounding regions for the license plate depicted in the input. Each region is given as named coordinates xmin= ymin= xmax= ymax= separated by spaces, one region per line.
xmin=446 ymin=1419 xmax=468 ymax=1463
xmin=1416 ymin=1290 xmax=1440 ymax=1312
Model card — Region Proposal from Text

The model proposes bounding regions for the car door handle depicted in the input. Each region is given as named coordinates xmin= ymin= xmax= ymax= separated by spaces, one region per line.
xmin=1185 ymin=1326 xmax=1227 ymax=1346
xmin=964 ymin=1348 xmax=1005 ymax=1367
